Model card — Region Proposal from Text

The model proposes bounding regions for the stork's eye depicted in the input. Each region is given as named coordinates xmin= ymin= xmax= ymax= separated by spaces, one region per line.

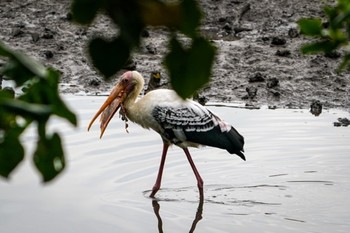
xmin=121 ymin=78 xmax=128 ymax=84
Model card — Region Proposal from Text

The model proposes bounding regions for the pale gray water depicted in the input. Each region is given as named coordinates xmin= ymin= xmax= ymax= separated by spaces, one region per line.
xmin=1 ymin=96 xmax=349 ymax=233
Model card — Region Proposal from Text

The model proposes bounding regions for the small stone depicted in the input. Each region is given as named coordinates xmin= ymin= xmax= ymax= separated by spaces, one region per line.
xmin=42 ymin=28 xmax=55 ymax=39
xmin=241 ymin=95 xmax=249 ymax=100
xmin=16 ymin=23 xmax=25 ymax=29
xmin=57 ymin=44 xmax=65 ymax=51
xmin=43 ymin=50 xmax=54 ymax=59
xmin=270 ymin=90 xmax=280 ymax=97
xmin=246 ymin=86 xmax=257 ymax=99
xmin=218 ymin=17 xmax=227 ymax=23
xmin=145 ymin=44 xmax=157 ymax=54
xmin=267 ymin=78 xmax=279 ymax=88
xmin=310 ymin=100 xmax=322 ymax=116
xmin=31 ymin=33 xmax=40 ymax=42
xmin=276 ymin=49 xmax=291 ymax=57
xmin=223 ymin=23 xmax=233 ymax=32
xmin=261 ymin=36 xmax=270 ymax=42
xmin=12 ymin=28 xmax=24 ymax=37
xmin=288 ymin=28 xmax=299 ymax=38
xmin=248 ymin=72 xmax=266 ymax=83
xmin=75 ymin=28 xmax=87 ymax=36
xmin=333 ymin=122 xmax=342 ymax=127
xmin=42 ymin=33 xmax=54 ymax=39
xmin=88 ymin=77 xmax=101 ymax=87
xmin=271 ymin=37 xmax=286 ymax=46
xmin=337 ymin=117 xmax=350 ymax=127
xmin=193 ymin=93 xmax=209 ymax=106
xmin=197 ymin=96 xmax=209 ymax=106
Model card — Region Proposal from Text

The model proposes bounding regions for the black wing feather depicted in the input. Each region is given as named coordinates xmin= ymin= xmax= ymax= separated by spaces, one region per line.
xmin=152 ymin=103 xmax=245 ymax=160
xmin=184 ymin=125 xmax=245 ymax=160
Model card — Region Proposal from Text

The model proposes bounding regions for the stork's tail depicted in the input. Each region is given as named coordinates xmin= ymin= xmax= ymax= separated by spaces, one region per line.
xmin=226 ymin=126 xmax=245 ymax=160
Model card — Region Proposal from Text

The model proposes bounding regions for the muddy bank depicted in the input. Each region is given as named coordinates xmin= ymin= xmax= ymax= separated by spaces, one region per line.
xmin=0 ymin=0 xmax=349 ymax=110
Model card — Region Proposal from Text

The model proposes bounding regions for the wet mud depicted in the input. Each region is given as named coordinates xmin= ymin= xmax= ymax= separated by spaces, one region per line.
xmin=1 ymin=0 xmax=349 ymax=110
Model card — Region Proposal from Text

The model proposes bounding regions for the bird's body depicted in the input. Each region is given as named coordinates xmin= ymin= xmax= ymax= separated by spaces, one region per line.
xmin=88 ymin=71 xmax=245 ymax=198
xmin=131 ymin=89 xmax=244 ymax=157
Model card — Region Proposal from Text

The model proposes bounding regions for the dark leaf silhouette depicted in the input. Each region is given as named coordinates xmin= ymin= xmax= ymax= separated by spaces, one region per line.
xmin=89 ymin=37 xmax=131 ymax=78
xmin=0 ymin=42 xmax=76 ymax=181
xmin=166 ymin=36 xmax=216 ymax=99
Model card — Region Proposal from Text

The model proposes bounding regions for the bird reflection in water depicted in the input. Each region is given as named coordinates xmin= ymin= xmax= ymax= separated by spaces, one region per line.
xmin=151 ymin=196 xmax=204 ymax=233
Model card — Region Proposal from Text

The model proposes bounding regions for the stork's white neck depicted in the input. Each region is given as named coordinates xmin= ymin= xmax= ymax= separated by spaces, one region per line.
xmin=123 ymin=71 xmax=144 ymax=109
xmin=122 ymin=71 xmax=145 ymax=125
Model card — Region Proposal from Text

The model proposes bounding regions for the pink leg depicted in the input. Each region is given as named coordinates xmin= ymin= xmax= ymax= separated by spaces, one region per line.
xmin=183 ymin=148 xmax=204 ymax=199
xmin=150 ymin=143 xmax=169 ymax=198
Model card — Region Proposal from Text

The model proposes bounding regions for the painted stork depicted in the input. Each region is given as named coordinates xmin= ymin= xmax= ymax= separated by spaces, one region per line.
xmin=88 ymin=71 xmax=245 ymax=198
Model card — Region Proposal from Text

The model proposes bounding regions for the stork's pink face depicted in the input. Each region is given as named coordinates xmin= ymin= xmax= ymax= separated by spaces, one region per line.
xmin=87 ymin=71 xmax=136 ymax=138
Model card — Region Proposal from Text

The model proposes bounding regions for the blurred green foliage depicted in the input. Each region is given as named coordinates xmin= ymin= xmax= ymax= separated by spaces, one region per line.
xmin=0 ymin=0 xmax=215 ymax=182
xmin=70 ymin=0 xmax=216 ymax=99
xmin=0 ymin=42 xmax=77 ymax=182
xmin=298 ymin=0 xmax=350 ymax=70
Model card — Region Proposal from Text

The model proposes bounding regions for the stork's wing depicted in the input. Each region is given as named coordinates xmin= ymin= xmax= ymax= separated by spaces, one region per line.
xmin=152 ymin=101 xmax=245 ymax=159
xmin=152 ymin=101 xmax=215 ymax=133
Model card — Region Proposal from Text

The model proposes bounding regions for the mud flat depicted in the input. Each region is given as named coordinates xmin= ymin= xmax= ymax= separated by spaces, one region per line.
xmin=0 ymin=0 xmax=349 ymax=111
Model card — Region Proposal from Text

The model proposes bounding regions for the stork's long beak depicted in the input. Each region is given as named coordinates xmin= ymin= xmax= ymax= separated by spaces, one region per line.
xmin=87 ymin=81 xmax=127 ymax=138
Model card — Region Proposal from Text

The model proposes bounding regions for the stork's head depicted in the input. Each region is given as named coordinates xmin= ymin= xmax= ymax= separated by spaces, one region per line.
xmin=88 ymin=71 xmax=144 ymax=138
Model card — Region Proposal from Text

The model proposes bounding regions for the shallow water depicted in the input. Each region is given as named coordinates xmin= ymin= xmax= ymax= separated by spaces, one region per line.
xmin=1 ymin=96 xmax=350 ymax=233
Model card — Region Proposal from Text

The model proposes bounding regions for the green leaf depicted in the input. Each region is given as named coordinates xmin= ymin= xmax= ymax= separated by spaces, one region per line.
xmin=0 ymin=127 xmax=25 ymax=178
xmin=105 ymin=0 xmax=144 ymax=47
xmin=33 ymin=132 xmax=65 ymax=182
xmin=18 ymin=69 xmax=77 ymax=126
xmin=1 ymin=61 xmax=36 ymax=87
xmin=0 ymin=91 xmax=16 ymax=130
xmin=45 ymin=69 xmax=77 ymax=126
xmin=0 ymin=42 xmax=11 ymax=56
xmin=70 ymin=0 xmax=102 ymax=25
xmin=89 ymin=37 xmax=131 ymax=79
xmin=301 ymin=40 xmax=337 ymax=54
xmin=179 ymin=0 xmax=202 ymax=37
xmin=338 ymin=53 xmax=350 ymax=71
xmin=324 ymin=6 xmax=338 ymax=21
xmin=165 ymin=36 xmax=216 ymax=99
xmin=298 ymin=18 xmax=323 ymax=36
xmin=165 ymin=37 xmax=188 ymax=98
xmin=0 ymin=42 xmax=47 ymax=86
xmin=1 ymin=99 xmax=52 ymax=120
xmin=0 ymin=42 xmax=47 ymax=77
xmin=1 ymin=40 xmax=77 ymax=183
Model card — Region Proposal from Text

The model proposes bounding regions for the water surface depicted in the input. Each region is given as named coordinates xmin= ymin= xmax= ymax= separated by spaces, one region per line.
xmin=1 ymin=96 xmax=349 ymax=232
